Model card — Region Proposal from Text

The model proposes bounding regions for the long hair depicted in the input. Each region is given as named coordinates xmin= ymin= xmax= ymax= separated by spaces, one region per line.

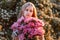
xmin=17 ymin=2 xmax=38 ymax=19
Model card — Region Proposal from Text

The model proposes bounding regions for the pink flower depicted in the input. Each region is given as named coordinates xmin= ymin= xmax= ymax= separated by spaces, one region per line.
xmin=18 ymin=25 xmax=27 ymax=31
xmin=28 ymin=22 xmax=35 ymax=28
xmin=11 ymin=22 xmax=19 ymax=30
xmin=29 ymin=28 xmax=34 ymax=36
xmin=32 ymin=17 xmax=45 ymax=26
xmin=17 ymin=16 xmax=24 ymax=24
xmin=24 ymin=24 xmax=30 ymax=28
xmin=38 ymin=20 xmax=45 ymax=26
xmin=35 ymin=22 xmax=42 ymax=27
xmin=27 ymin=28 xmax=32 ymax=33
xmin=28 ymin=35 xmax=32 ymax=38
xmin=18 ymin=33 xmax=25 ymax=40
xmin=23 ymin=28 xmax=28 ymax=34
xmin=35 ymin=27 xmax=45 ymax=35
xmin=18 ymin=26 xmax=23 ymax=30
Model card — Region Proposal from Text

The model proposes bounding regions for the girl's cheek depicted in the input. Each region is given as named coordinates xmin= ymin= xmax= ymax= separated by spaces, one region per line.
xmin=24 ymin=11 xmax=27 ymax=16
xmin=30 ymin=12 xmax=33 ymax=16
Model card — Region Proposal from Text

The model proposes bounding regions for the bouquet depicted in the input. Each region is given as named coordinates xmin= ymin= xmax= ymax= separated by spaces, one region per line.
xmin=11 ymin=17 xmax=45 ymax=40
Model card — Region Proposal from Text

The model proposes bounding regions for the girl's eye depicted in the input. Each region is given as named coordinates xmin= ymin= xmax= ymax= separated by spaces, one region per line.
xmin=30 ymin=10 xmax=33 ymax=12
xmin=26 ymin=9 xmax=28 ymax=11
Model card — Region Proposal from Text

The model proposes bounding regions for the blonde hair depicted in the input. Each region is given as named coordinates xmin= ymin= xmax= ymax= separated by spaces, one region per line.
xmin=17 ymin=2 xmax=38 ymax=19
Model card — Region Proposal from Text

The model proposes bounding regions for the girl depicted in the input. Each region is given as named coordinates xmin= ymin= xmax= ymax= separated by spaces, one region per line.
xmin=11 ymin=2 xmax=45 ymax=40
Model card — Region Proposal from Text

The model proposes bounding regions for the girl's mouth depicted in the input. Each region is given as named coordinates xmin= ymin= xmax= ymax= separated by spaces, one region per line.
xmin=27 ymin=14 xmax=30 ymax=16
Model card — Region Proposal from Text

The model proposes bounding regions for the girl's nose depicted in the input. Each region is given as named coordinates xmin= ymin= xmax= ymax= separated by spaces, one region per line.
xmin=27 ymin=11 xmax=30 ymax=14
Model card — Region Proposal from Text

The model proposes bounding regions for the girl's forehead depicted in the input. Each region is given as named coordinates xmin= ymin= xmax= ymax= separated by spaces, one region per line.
xmin=26 ymin=5 xmax=33 ymax=8
xmin=25 ymin=6 xmax=33 ymax=11
xmin=24 ymin=3 xmax=33 ymax=7
xmin=22 ymin=4 xmax=34 ymax=11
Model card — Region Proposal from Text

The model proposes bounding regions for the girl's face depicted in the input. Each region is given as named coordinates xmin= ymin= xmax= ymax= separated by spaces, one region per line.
xmin=23 ymin=5 xmax=33 ymax=18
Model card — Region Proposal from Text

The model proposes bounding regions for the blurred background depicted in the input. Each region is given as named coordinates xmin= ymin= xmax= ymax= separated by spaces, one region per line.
xmin=0 ymin=0 xmax=60 ymax=40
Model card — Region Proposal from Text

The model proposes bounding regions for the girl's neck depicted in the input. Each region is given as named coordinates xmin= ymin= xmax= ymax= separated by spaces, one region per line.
xmin=23 ymin=16 xmax=32 ymax=19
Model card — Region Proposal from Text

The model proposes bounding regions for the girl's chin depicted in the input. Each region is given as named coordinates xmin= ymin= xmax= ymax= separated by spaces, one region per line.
xmin=24 ymin=16 xmax=31 ymax=18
